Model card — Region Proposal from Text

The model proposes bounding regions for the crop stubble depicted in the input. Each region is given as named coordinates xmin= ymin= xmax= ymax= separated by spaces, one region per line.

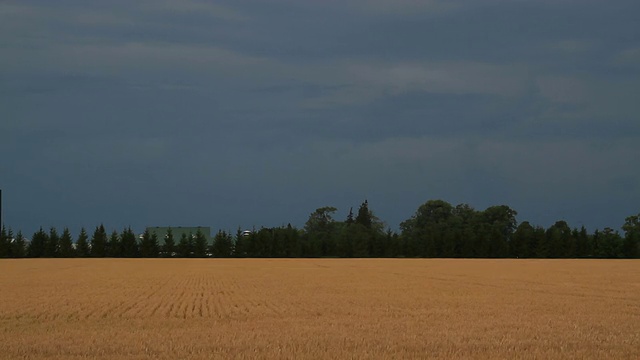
xmin=0 ymin=259 xmax=638 ymax=359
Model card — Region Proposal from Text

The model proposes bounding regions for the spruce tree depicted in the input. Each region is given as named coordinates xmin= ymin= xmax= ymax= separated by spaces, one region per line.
xmin=163 ymin=228 xmax=175 ymax=257
xmin=12 ymin=231 xmax=26 ymax=258
xmin=120 ymin=227 xmax=139 ymax=258
xmin=75 ymin=228 xmax=90 ymax=257
xmin=575 ymin=226 xmax=590 ymax=258
xmin=351 ymin=224 xmax=370 ymax=257
xmin=234 ymin=227 xmax=246 ymax=258
xmin=59 ymin=227 xmax=75 ymax=257
xmin=90 ymin=225 xmax=107 ymax=257
xmin=591 ymin=230 xmax=602 ymax=258
xmin=284 ymin=224 xmax=301 ymax=258
xmin=139 ymin=229 xmax=159 ymax=258
xmin=0 ymin=226 xmax=8 ymax=258
xmin=599 ymin=227 xmax=623 ymax=258
xmin=6 ymin=228 xmax=14 ymax=258
xmin=140 ymin=229 xmax=152 ymax=257
xmin=512 ymin=222 xmax=535 ymax=258
xmin=177 ymin=233 xmax=191 ymax=257
xmin=213 ymin=230 xmax=233 ymax=257
xmin=28 ymin=227 xmax=48 ymax=257
xmin=150 ymin=233 xmax=159 ymax=257
xmin=354 ymin=200 xmax=387 ymax=257
xmin=108 ymin=230 xmax=121 ymax=257
xmin=45 ymin=227 xmax=60 ymax=257
xmin=346 ymin=208 xmax=354 ymax=225
xmin=355 ymin=200 xmax=372 ymax=229
xmin=193 ymin=229 xmax=208 ymax=257
xmin=622 ymin=214 xmax=640 ymax=259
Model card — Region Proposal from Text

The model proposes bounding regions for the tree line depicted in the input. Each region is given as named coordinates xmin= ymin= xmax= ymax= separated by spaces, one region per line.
xmin=1 ymin=199 xmax=638 ymax=259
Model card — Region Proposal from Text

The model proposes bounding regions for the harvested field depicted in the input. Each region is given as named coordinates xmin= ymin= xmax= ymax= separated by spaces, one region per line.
xmin=0 ymin=259 xmax=638 ymax=359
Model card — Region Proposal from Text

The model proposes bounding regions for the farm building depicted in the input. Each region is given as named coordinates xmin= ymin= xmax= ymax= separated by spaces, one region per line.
xmin=146 ymin=226 xmax=213 ymax=247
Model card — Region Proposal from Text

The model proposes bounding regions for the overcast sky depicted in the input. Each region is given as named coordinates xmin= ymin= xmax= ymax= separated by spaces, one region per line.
xmin=1 ymin=0 xmax=639 ymax=236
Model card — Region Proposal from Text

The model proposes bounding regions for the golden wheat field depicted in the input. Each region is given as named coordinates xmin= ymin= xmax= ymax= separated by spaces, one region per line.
xmin=0 ymin=259 xmax=638 ymax=359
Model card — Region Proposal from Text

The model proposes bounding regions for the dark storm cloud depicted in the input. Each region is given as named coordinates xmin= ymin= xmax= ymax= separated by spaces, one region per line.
xmin=1 ymin=0 xmax=639 ymax=235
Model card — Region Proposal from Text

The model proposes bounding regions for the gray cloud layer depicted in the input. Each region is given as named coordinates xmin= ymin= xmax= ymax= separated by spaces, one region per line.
xmin=1 ymin=0 xmax=639 ymax=235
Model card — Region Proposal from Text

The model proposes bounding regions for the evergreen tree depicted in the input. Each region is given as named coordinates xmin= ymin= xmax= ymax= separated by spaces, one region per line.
xmin=622 ymin=214 xmax=640 ymax=259
xmin=234 ymin=227 xmax=247 ymax=258
xmin=90 ymin=225 xmax=107 ymax=257
xmin=212 ymin=230 xmax=233 ymax=258
xmin=351 ymin=224 xmax=371 ymax=257
xmin=599 ymin=227 xmax=623 ymax=258
xmin=281 ymin=224 xmax=300 ymax=257
xmin=355 ymin=200 xmax=386 ymax=257
xmin=271 ymin=227 xmax=288 ymax=257
xmin=45 ymin=227 xmax=60 ymax=257
xmin=383 ymin=229 xmax=400 ymax=257
xmin=253 ymin=228 xmax=273 ymax=257
xmin=12 ymin=231 xmax=26 ymax=258
xmin=590 ymin=230 xmax=601 ymax=258
xmin=75 ymin=228 xmax=90 ymax=257
xmin=140 ymin=228 xmax=159 ymax=258
xmin=139 ymin=229 xmax=150 ymax=257
xmin=28 ymin=227 xmax=48 ymax=257
xmin=355 ymin=200 xmax=373 ymax=229
xmin=6 ymin=227 xmax=15 ymax=258
xmin=163 ymin=228 xmax=175 ymax=257
xmin=546 ymin=225 xmax=562 ymax=258
xmin=512 ymin=221 xmax=534 ymax=258
xmin=0 ymin=226 xmax=9 ymax=258
xmin=59 ymin=227 xmax=75 ymax=257
xmin=570 ymin=228 xmax=581 ymax=258
xmin=337 ymin=224 xmax=355 ymax=257
xmin=575 ymin=226 xmax=590 ymax=258
xmin=346 ymin=208 xmax=354 ymax=225
xmin=193 ymin=229 xmax=208 ymax=257
xmin=547 ymin=221 xmax=573 ymax=258
xmin=533 ymin=226 xmax=548 ymax=258
xmin=120 ymin=227 xmax=139 ymax=258
xmin=177 ymin=233 xmax=191 ymax=257
xmin=107 ymin=230 xmax=121 ymax=257
xmin=370 ymin=230 xmax=386 ymax=257
xmin=150 ymin=233 xmax=159 ymax=257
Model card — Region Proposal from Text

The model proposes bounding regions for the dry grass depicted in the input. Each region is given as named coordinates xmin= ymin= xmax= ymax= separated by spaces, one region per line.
xmin=0 ymin=259 xmax=638 ymax=359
